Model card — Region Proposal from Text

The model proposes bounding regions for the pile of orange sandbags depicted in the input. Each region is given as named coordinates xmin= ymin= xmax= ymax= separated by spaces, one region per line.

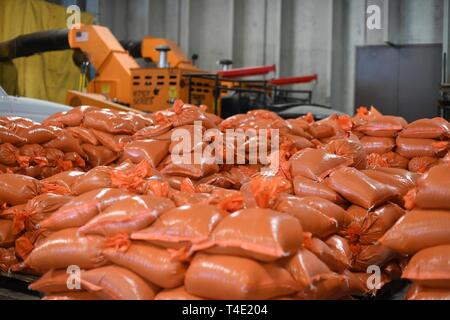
xmin=1 ymin=100 xmax=449 ymax=300
xmin=379 ymin=164 xmax=450 ymax=300
xmin=397 ymin=118 xmax=450 ymax=173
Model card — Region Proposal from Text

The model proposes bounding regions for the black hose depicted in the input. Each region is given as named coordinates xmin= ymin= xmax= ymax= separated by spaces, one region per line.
xmin=0 ymin=29 xmax=70 ymax=61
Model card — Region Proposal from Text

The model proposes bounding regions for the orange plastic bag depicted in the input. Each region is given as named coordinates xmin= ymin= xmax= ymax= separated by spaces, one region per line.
xmin=273 ymin=194 xmax=338 ymax=239
xmin=296 ymin=273 xmax=349 ymax=300
xmin=160 ymin=153 xmax=219 ymax=179
xmin=303 ymin=234 xmax=351 ymax=272
xmin=43 ymin=130 xmax=85 ymax=157
xmin=43 ymin=106 xmax=92 ymax=127
xmin=325 ymin=138 xmax=367 ymax=170
xmin=328 ymin=167 xmax=397 ymax=209
xmin=131 ymin=204 xmax=225 ymax=249
xmin=354 ymin=115 xmax=406 ymax=137
xmin=405 ymin=164 xmax=450 ymax=210
xmin=82 ymin=144 xmax=118 ymax=167
xmin=185 ymin=254 xmax=297 ymax=300
xmin=396 ymin=137 xmax=448 ymax=159
xmin=0 ymin=219 xmax=13 ymax=245
xmin=122 ymin=139 xmax=170 ymax=167
xmin=103 ymin=241 xmax=187 ymax=289
xmin=25 ymin=228 xmax=107 ymax=272
xmin=351 ymin=243 xmax=398 ymax=272
xmin=379 ymin=209 xmax=450 ymax=255
xmin=79 ymin=195 xmax=174 ymax=236
xmin=66 ymin=127 xmax=98 ymax=145
xmin=0 ymin=247 xmax=18 ymax=272
xmin=405 ymin=283 xmax=450 ymax=300
xmin=193 ymin=208 xmax=303 ymax=262
xmin=282 ymin=248 xmax=332 ymax=290
xmin=293 ymin=176 xmax=345 ymax=204
xmin=400 ymin=118 xmax=450 ymax=139
xmin=360 ymin=136 xmax=395 ymax=154
xmin=39 ymin=188 xmax=132 ymax=230
xmin=42 ymin=292 xmax=99 ymax=300
xmin=289 ymin=148 xmax=353 ymax=182
xmin=408 ymin=157 xmax=438 ymax=173
xmin=346 ymin=203 xmax=404 ymax=245
xmin=83 ymin=109 xmax=135 ymax=134
xmin=154 ymin=286 xmax=204 ymax=300
xmin=91 ymin=129 xmax=129 ymax=153
xmin=41 ymin=171 xmax=84 ymax=193
xmin=403 ymin=245 xmax=450 ymax=289
xmin=0 ymin=174 xmax=41 ymax=205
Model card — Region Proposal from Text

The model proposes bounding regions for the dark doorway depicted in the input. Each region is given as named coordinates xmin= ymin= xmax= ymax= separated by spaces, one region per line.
xmin=355 ymin=44 xmax=442 ymax=122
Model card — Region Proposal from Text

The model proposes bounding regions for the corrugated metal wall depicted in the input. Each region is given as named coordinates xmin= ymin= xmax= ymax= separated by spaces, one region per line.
xmin=54 ymin=0 xmax=445 ymax=113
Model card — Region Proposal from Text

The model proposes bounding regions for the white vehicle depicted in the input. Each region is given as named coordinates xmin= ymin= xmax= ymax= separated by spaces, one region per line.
xmin=0 ymin=86 xmax=71 ymax=122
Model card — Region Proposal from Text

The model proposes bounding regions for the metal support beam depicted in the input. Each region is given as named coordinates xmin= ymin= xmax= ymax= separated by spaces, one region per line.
xmin=443 ymin=0 xmax=450 ymax=83
xmin=383 ymin=0 xmax=401 ymax=46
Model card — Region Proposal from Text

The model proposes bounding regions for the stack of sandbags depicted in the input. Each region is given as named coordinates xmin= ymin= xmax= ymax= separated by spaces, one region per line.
xmin=352 ymin=107 xmax=408 ymax=169
xmin=379 ymin=164 xmax=450 ymax=300
xmin=396 ymin=118 xmax=450 ymax=173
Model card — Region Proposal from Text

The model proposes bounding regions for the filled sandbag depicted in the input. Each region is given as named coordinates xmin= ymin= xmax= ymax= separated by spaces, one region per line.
xmin=405 ymin=283 xmax=450 ymax=300
xmin=293 ymin=176 xmax=345 ymax=204
xmin=0 ymin=174 xmax=41 ymax=206
xmin=154 ymin=286 xmax=204 ymax=300
xmin=25 ymin=228 xmax=107 ymax=272
xmin=79 ymin=195 xmax=175 ymax=236
xmin=192 ymin=207 xmax=303 ymax=262
xmin=327 ymin=167 xmax=397 ymax=209
xmin=289 ymin=148 xmax=352 ymax=182
xmin=103 ymin=242 xmax=187 ymax=289
xmin=403 ymin=245 xmax=450 ymax=289
xmin=184 ymin=254 xmax=297 ymax=300
xmin=131 ymin=204 xmax=225 ymax=249
xmin=396 ymin=137 xmax=448 ymax=159
xmin=379 ymin=210 xmax=450 ymax=255
xmin=400 ymin=118 xmax=450 ymax=139
xmin=360 ymin=136 xmax=396 ymax=154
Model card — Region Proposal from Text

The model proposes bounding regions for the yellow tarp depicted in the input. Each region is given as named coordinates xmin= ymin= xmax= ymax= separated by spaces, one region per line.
xmin=0 ymin=0 xmax=93 ymax=103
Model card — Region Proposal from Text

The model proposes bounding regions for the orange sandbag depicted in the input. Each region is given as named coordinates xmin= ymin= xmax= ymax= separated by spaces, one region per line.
xmin=408 ymin=157 xmax=438 ymax=173
xmin=296 ymin=273 xmax=349 ymax=300
xmin=154 ymin=286 xmax=204 ymax=300
xmin=282 ymin=248 xmax=332 ymax=290
xmin=325 ymin=138 xmax=367 ymax=170
xmin=328 ymin=167 xmax=397 ymax=209
xmin=379 ymin=210 xmax=450 ymax=255
xmin=363 ymin=168 xmax=417 ymax=203
xmin=42 ymin=292 xmax=99 ymax=300
xmin=91 ymin=129 xmax=130 ymax=153
xmin=0 ymin=247 xmax=17 ymax=272
xmin=79 ymin=195 xmax=174 ymax=236
xmin=325 ymin=235 xmax=352 ymax=269
xmin=400 ymin=118 xmax=450 ymax=139
xmin=0 ymin=174 xmax=41 ymax=205
xmin=66 ymin=127 xmax=98 ymax=145
xmin=303 ymin=234 xmax=351 ymax=272
xmin=29 ymin=269 xmax=81 ymax=293
xmin=405 ymin=164 xmax=450 ymax=210
xmin=403 ymin=245 xmax=450 ymax=289
xmin=83 ymin=109 xmax=134 ymax=134
xmin=43 ymin=130 xmax=85 ymax=157
xmin=290 ymin=148 xmax=352 ymax=182
xmin=351 ymin=243 xmax=398 ymax=272
xmin=367 ymin=152 xmax=410 ymax=169
xmin=185 ymin=254 xmax=297 ymax=300
xmin=273 ymin=194 xmax=338 ymax=239
xmin=15 ymin=125 xmax=60 ymax=145
xmin=82 ymin=144 xmax=118 ymax=167
xmin=0 ymin=125 xmax=27 ymax=144
xmin=354 ymin=115 xmax=406 ymax=137
xmin=103 ymin=241 xmax=187 ymax=289
xmin=25 ymin=228 xmax=107 ymax=272
xmin=0 ymin=143 xmax=18 ymax=166
xmin=41 ymin=171 xmax=84 ymax=193
xmin=131 ymin=204 xmax=224 ymax=249
xmin=396 ymin=137 xmax=448 ymax=159
xmin=347 ymin=203 xmax=404 ymax=245
xmin=291 ymin=196 xmax=352 ymax=228
xmin=192 ymin=208 xmax=303 ymax=262
xmin=160 ymin=153 xmax=219 ymax=179
xmin=122 ymin=139 xmax=170 ymax=167
xmin=39 ymin=188 xmax=132 ymax=230
xmin=360 ymin=136 xmax=395 ymax=154
xmin=0 ymin=219 xmax=12 ymax=242
xmin=43 ymin=106 xmax=92 ymax=127
xmin=81 ymin=266 xmax=158 ymax=300
xmin=71 ymin=166 xmax=113 ymax=195
xmin=307 ymin=122 xmax=335 ymax=139
xmin=292 ymin=176 xmax=345 ymax=204
xmin=405 ymin=283 xmax=450 ymax=300
xmin=346 ymin=205 xmax=367 ymax=224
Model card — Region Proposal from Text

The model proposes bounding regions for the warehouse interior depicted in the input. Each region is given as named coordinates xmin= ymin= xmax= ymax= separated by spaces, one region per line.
xmin=0 ymin=0 xmax=449 ymax=302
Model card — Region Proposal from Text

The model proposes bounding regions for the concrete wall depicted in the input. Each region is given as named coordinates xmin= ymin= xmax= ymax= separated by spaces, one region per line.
xmin=73 ymin=0 xmax=444 ymax=113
